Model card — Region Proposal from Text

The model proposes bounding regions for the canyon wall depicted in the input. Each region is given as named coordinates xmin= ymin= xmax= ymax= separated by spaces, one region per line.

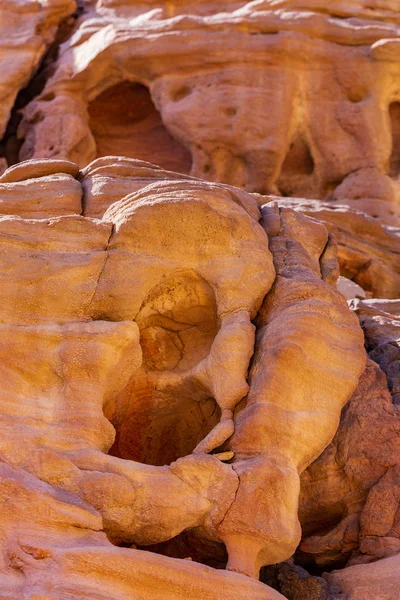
xmin=0 ymin=2 xmax=400 ymax=599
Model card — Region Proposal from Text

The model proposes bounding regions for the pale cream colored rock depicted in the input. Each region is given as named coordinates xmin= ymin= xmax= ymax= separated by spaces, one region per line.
xmin=337 ymin=276 xmax=366 ymax=300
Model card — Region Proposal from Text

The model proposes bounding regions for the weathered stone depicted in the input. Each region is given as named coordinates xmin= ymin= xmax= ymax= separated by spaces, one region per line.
xmin=300 ymin=360 xmax=400 ymax=568
xmin=1 ymin=2 xmax=400 ymax=598
xmin=352 ymin=299 xmax=400 ymax=406
xmin=276 ymin=562 xmax=345 ymax=600
xmin=326 ymin=554 xmax=400 ymax=600
xmin=0 ymin=0 xmax=76 ymax=144
xmin=0 ymin=158 xmax=366 ymax=597
xmin=262 ymin=197 xmax=400 ymax=299
xmin=11 ymin=1 xmax=400 ymax=224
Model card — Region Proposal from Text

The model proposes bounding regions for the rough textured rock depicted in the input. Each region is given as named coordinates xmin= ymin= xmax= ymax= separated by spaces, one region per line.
xmin=261 ymin=562 xmax=346 ymax=600
xmin=299 ymin=359 xmax=400 ymax=569
xmin=263 ymin=197 xmax=400 ymax=299
xmin=0 ymin=0 xmax=75 ymax=144
xmin=326 ymin=554 xmax=400 ymax=600
xmin=1 ymin=2 xmax=400 ymax=598
xmin=0 ymin=157 xmax=366 ymax=597
xmin=352 ymin=299 xmax=400 ymax=405
xmin=9 ymin=1 xmax=400 ymax=224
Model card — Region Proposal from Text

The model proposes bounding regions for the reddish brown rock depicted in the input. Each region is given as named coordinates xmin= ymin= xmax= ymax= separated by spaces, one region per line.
xmin=352 ymin=299 xmax=400 ymax=405
xmin=261 ymin=561 xmax=346 ymax=600
xmin=1 ymin=1 xmax=400 ymax=597
xmin=88 ymin=82 xmax=192 ymax=174
xmin=0 ymin=0 xmax=75 ymax=150
xmin=326 ymin=554 xmax=400 ymax=600
xmin=299 ymin=359 xmax=400 ymax=568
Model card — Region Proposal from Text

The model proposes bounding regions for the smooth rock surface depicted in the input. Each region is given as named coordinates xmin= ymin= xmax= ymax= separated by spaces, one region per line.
xmin=326 ymin=554 xmax=400 ymax=600
xmin=0 ymin=158 xmax=366 ymax=597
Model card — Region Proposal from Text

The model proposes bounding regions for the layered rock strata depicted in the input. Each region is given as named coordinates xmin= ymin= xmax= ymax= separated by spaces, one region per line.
xmin=264 ymin=197 xmax=400 ymax=299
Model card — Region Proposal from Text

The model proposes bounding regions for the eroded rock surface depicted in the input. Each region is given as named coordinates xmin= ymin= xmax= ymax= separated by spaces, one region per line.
xmin=0 ymin=157 xmax=366 ymax=598
xmin=6 ymin=1 xmax=400 ymax=224
xmin=326 ymin=554 xmax=400 ymax=600
xmin=0 ymin=0 xmax=75 ymax=149
xmin=300 ymin=360 xmax=400 ymax=569
xmin=1 ymin=1 xmax=400 ymax=598
xmin=262 ymin=561 xmax=345 ymax=600
xmin=352 ymin=299 xmax=400 ymax=405
xmin=261 ymin=197 xmax=400 ymax=299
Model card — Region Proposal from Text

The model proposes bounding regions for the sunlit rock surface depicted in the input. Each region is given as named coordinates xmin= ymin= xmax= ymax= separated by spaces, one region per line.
xmin=0 ymin=157 xmax=366 ymax=597
xmin=1 ymin=2 xmax=400 ymax=598
xmin=11 ymin=0 xmax=400 ymax=224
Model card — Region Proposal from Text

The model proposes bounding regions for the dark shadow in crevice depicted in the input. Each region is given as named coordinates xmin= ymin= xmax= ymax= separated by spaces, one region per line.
xmin=261 ymin=561 xmax=347 ymax=599
xmin=138 ymin=530 xmax=227 ymax=569
xmin=88 ymin=81 xmax=192 ymax=174
xmin=277 ymin=135 xmax=315 ymax=198
xmin=389 ymin=102 xmax=400 ymax=177
xmin=104 ymin=270 xmax=221 ymax=467
xmin=293 ymin=549 xmax=351 ymax=577
xmin=0 ymin=2 xmax=84 ymax=167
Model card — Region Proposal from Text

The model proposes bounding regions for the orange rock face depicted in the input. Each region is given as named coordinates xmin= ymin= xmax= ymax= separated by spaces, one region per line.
xmin=0 ymin=158 xmax=365 ymax=597
xmin=0 ymin=0 xmax=75 ymax=153
xmin=0 ymin=2 xmax=400 ymax=599
xmin=9 ymin=0 xmax=400 ymax=225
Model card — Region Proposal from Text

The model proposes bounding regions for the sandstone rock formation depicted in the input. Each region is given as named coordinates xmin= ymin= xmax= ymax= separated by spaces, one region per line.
xmin=326 ymin=554 xmax=400 ymax=600
xmin=0 ymin=0 xmax=76 ymax=159
xmin=352 ymin=298 xmax=400 ymax=405
xmin=299 ymin=359 xmax=400 ymax=569
xmin=8 ymin=0 xmax=400 ymax=224
xmin=1 ymin=2 xmax=400 ymax=599
xmin=0 ymin=157 xmax=365 ymax=597
xmin=266 ymin=197 xmax=400 ymax=299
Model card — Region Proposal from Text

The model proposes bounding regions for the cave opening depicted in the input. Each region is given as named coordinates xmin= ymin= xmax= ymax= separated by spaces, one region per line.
xmin=88 ymin=81 xmax=192 ymax=174
xmin=104 ymin=270 xmax=221 ymax=467
xmin=277 ymin=134 xmax=315 ymax=198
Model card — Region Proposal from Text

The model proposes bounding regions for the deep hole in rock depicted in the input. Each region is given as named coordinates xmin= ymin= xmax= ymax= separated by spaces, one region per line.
xmin=277 ymin=135 xmax=315 ymax=197
xmin=104 ymin=270 xmax=221 ymax=467
xmin=293 ymin=548 xmax=351 ymax=577
xmin=389 ymin=101 xmax=400 ymax=177
xmin=347 ymin=86 xmax=367 ymax=103
xmin=139 ymin=530 xmax=227 ymax=569
xmin=88 ymin=81 xmax=192 ymax=174
xmin=106 ymin=387 xmax=221 ymax=468
xmin=300 ymin=509 xmax=345 ymax=539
